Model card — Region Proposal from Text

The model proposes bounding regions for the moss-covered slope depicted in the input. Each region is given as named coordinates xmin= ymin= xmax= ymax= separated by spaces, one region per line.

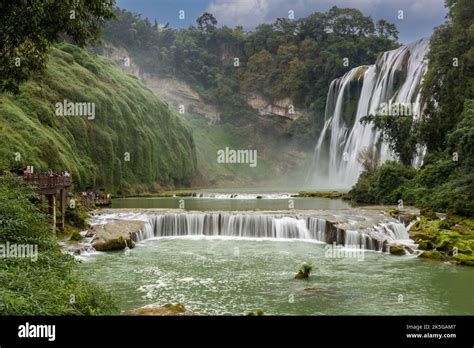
xmin=0 ymin=43 xmax=197 ymax=194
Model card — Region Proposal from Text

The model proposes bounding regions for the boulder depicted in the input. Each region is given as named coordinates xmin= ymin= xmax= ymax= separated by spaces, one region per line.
xmin=389 ymin=244 xmax=406 ymax=256
xmin=418 ymin=250 xmax=445 ymax=261
xmin=294 ymin=263 xmax=312 ymax=279
xmin=92 ymin=220 xmax=143 ymax=251
xmin=450 ymin=253 xmax=474 ymax=266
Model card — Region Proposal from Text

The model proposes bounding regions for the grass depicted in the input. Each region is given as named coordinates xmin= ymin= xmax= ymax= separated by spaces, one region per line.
xmin=0 ymin=43 xmax=197 ymax=195
xmin=0 ymin=175 xmax=119 ymax=315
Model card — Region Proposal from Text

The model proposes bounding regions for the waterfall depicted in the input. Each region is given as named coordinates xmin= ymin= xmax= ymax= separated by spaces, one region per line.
xmin=344 ymin=230 xmax=360 ymax=247
xmin=134 ymin=213 xmax=326 ymax=241
xmin=375 ymin=222 xmax=410 ymax=240
xmin=130 ymin=212 xmax=410 ymax=252
xmin=308 ymin=38 xmax=430 ymax=188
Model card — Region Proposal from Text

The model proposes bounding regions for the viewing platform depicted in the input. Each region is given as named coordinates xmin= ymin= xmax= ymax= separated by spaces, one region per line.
xmin=23 ymin=174 xmax=72 ymax=232
xmin=24 ymin=174 xmax=72 ymax=194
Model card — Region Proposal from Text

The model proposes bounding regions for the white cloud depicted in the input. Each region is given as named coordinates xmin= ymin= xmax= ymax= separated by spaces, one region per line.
xmin=206 ymin=0 xmax=446 ymax=42
xmin=207 ymin=0 xmax=273 ymax=28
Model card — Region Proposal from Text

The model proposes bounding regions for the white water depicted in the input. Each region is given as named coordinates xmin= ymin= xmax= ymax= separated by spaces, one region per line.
xmin=126 ymin=212 xmax=412 ymax=252
xmin=309 ymin=38 xmax=430 ymax=188
xmin=134 ymin=213 xmax=326 ymax=241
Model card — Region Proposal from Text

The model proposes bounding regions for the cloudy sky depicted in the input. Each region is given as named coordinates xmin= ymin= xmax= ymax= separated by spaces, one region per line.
xmin=117 ymin=0 xmax=447 ymax=43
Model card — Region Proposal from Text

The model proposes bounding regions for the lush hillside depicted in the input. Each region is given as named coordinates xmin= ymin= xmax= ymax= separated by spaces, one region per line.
xmin=101 ymin=7 xmax=398 ymax=140
xmin=0 ymin=43 xmax=197 ymax=194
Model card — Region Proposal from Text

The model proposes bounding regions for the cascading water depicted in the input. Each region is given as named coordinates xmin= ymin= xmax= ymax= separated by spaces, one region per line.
xmin=134 ymin=213 xmax=326 ymax=241
xmin=129 ymin=212 xmax=410 ymax=252
xmin=308 ymin=38 xmax=430 ymax=188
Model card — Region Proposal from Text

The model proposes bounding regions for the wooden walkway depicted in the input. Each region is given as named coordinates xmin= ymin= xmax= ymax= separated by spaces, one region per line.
xmin=24 ymin=175 xmax=72 ymax=232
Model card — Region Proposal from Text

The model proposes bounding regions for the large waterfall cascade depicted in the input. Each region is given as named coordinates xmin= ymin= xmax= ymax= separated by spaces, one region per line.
xmin=309 ymin=38 xmax=430 ymax=188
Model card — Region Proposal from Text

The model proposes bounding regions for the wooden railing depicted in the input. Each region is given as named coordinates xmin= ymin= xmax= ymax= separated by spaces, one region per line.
xmin=23 ymin=175 xmax=72 ymax=189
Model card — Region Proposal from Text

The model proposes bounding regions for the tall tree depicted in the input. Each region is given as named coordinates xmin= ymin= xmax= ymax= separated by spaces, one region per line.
xmin=419 ymin=0 xmax=474 ymax=152
xmin=375 ymin=19 xmax=399 ymax=40
xmin=197 ymin=12 xmax=217 ymax=33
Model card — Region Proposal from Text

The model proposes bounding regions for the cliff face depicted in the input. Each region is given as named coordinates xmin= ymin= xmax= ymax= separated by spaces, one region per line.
xmin=0 ymin=43 xmax=197 ymax=194
xmin=101 ymin=44 xmax=220 ymax=123
xmin=245 ymin=93 xmax=302 ymax=120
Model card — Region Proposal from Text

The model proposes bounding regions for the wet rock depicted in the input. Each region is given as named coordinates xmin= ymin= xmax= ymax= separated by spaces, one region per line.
xmin=94 ymin=236 xmax=134 ymax=251
xmin=294 ymin=263 xmax=312 ymax=279
xmin=417 ymin=239 xmax=437 ymax=250
xmin=92 ymin=220 xmax=143 ymax=251
xmin=450 ymin=253 xmax=474 ymax=266
xmin=419 ymin=250 xmax=446 ymax=261
xmin=294 ymin=271 xmax=307 ymax=279
xmin=389 ymin=244 xmax=406 ymax=256
xmin=128 ymin=303 xmax=198 ymax=316
xmin=246 ymin=309 xmax=264 ymax=316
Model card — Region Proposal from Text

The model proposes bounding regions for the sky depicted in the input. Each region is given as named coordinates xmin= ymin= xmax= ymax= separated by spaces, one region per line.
xmin=116 ymin=0 xmax=448 ymax=43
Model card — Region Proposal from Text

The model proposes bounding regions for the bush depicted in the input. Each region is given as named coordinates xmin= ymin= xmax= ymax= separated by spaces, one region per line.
xmin=295 ymin=262 xmax=313 ymax=279
xmin=350 ymin=161 xmax=415 ymax=205
xmin=350 ymin=154 xmax=474 ymax=217
xmin=0 ymin=175 xmax=118 ymax=315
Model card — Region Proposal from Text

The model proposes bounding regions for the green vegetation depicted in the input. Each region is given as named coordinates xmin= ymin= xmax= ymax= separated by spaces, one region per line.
xmin=0 ymin=43 xmax=197 ymax=195
xmin=350 ymin=103 xmax=474 ymax=216
xmin=0 ymin=0 xmax=115 ymax=93
xmin=350 ymin=0 xmax=474 ymax=217
xmin=0 ymin=175 xmax=118 ymax=315
xmin=102 ymin=7 xmax=398 ymax=139
xmin=410 ymin=216 xmax=474 ymax=266
xmin=294 ymin=262 xmax=313 ymax=279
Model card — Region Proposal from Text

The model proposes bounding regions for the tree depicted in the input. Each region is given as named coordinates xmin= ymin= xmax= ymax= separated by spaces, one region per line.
xmin=376 ymin=19 xmax=399 ymax=40
xmin=419 ymin=0 xmax=474 ymax=152
xmin=361 ymin=113 xmax=416 ymax=166
xmin=327 ymin=6 xmax=375 ymax=36
xmin=357 ymin=146 xmax=381 ymax=176
xmin=0 ymin=0 xmax=115 ymax=93
xmin=197 ymin=12 xmax=217 ymax=33
xmin=240 ymin=49 xmax=275 ymax=94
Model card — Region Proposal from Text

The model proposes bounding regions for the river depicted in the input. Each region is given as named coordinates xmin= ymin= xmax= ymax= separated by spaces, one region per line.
xmin=78 ymin=195 xmax=474 ymax=315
